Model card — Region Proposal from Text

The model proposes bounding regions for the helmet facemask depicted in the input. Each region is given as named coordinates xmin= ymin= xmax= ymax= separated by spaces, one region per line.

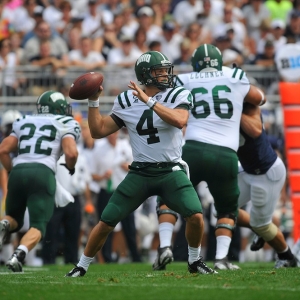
xmin=135 ymin=51 xmax=175 ymax=90
xmin=143 ymin=64 xmax=175 ymax=90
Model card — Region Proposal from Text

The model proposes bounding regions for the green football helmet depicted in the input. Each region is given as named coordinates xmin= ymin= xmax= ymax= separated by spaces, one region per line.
xmin=135 ymin=51 xmax=175 ymax=90
xmin=36 ymin=91 xmax=72 ymax=116
xmin=191 ymin=44 xmax=223 ymax=72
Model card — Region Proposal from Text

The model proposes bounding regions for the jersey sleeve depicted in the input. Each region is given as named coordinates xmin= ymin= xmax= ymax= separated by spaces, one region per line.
xmin=172 ymin=87 xmax=194 ymax=109
xmin=55 ymin=117 xmax=81 ymax=142
xmin=10 ymin=116 xmax=25 ymax=138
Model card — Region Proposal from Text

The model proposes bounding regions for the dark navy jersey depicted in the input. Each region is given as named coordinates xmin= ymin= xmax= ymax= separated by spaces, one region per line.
xmin=238 ymin=116 xmax=277 ymax=175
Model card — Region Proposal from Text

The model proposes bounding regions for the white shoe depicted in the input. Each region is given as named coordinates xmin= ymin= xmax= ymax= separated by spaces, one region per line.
xmin=214 ymin=257 xmax=240 ymax=270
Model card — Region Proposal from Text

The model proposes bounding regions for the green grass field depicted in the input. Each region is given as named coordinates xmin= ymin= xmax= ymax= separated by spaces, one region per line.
xmin=0 ymin=262 xmax=299 ymax=300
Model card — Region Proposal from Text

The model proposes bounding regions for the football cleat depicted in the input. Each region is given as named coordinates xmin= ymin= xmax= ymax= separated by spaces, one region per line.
xmin=152 ymin=246 xmax=174 ymax=271
xmin=65 ymin=265 xmax=86 ymax=277
xmin=274 ymin=256 xmax=298 ymax=269
xmin=250 ymin=234 xmax=265 ymax=251
xmin=214 ymin=256 xmax=240 ymax=270
xmin=0 ymin=220 xmax=10 ymax=251
xmin=6 ymin=249 xmax=26 ymax=272
xmin=188 ymin=257 xmax=218 ymax=274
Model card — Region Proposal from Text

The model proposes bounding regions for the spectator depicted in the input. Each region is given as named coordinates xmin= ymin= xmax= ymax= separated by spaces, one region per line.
xmin=120 ymin=4 xmax=139 ymax=39
xmin=54 ymin=0 xmax=73 ymax=36
xmin=23 ymin=20 xmax=69 ymax=63
xmin=173 ymin=37 xmax=192 ymax=67
xmin=172 ymin=0 xmax=203 ymax=29
xmin=42 ymin=151 xmax=92 ymax=265
xmin=253 ymin=39 xmax=276 ymax=67
xmin=197 ymin=0 xmax=222 ymax=32
xmin=151 ymin=0 xmax=173 ymax=27
xmin=148 ymin=40 xmax=162 ymax=52
xmin=185 ymin=22 xmax=212 ymax=58
xmin=284 ymin=10 xmax=300 ymax=43
xmin=77 ymin=119 xmax=102 ymax=250
xmin=270 ymin=19 xmax=287 ymax=52
xmin=286 ymin=0 xmax=300 ymax=23
xmin=0 ymin=38 xmax=19 ymax=96
xmin=107 ymin=33 xmax=142 ymax=67
xmin=214 ymin=34 xmax=244 ymax=66
xmin=82 ymin=0 xmax=106 ymax=37
xmin=214 ymin=4 xmax=250 ymax=58
xmin=98 ymin=0 xmax=123 ymax=25
xmin=68 ymin=36 xmax=106 ymax=71
xmin=11 ymin=0 xmax=41 ymax=37
xmin=42 ymin=0 xmax=64 ymax=29
xmin=9 ymin=32 xmax=25 ymax=65
xmin=158 ymin=20 xmax=183 ymax=63
xmin=92 ymin=131 xmax=142 ymax=263
xmin=21 ymin=5 xmax=45 ymax=48
xmin=265 ymin=0 xmax=293 ymax=23
xmin=106 ymin=33 xmax=142 ymax=95
xmin=29 ymin=40 xmax=68 ymax=96
xmin=133 ymin=26 xmax=149 ymax=54
xmin=136 ymin=6 xmax=162 ymax=44
xmin=213 ymin=0 xmax=245 ymax=24
xmin=0 ymin=1 xmax=13 ymax=40
xmin=94 ymin=22 xmax=122 ymax=60
xmin=65 ymin=24 xmax=82 ymax=51
xmin=242 ymin=0 xmax=271 ymax=48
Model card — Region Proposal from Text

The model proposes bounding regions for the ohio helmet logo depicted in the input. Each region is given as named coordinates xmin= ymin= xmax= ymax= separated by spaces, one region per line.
xmin=137 ymin=54 xmax=151 ymax=65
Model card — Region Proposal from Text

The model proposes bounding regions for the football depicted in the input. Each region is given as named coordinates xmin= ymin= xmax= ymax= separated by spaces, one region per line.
xmin=69 ymin=72 xmax=104 ymax=100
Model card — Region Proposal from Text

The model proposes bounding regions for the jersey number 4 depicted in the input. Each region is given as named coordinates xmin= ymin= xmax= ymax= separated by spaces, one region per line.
xmin=136 ymin=110 xmax=160 ymax=144
xmin=19 ymin=123 xmax=57 ymax=155
xmin=191 ymin=86 xmax=233 ymax=119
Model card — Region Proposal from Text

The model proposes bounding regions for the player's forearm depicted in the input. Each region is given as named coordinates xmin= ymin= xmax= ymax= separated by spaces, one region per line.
xmin=152 ymin=104 xmax=188 ymax=129
xmin=87 ymin=107 xmax=107 ymax=138
xmin=0 ymin=154 xmax=13 ymax=173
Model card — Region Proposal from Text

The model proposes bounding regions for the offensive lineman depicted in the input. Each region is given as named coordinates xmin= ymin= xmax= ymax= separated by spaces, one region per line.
xmin=0 ymin=91 xmax=80 ymax=272
xmin=66 ymin=51 xmax=216 ymax=277
xmin=153 ymin=44 xmax=267 ymax=271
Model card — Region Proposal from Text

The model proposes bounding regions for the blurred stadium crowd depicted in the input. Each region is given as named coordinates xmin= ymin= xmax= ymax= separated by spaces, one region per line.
xmin=0 ymin=0 xmax=298 ymax=266
xmin=0 ymin=0 xmax=299 ymax=96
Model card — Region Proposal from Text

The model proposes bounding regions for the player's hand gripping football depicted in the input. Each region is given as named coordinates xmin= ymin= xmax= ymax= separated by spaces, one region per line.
xmin=88 ymin=86 xmax=104 ymax=101
xmin=128 ymin=81 xmax=149 ymax=104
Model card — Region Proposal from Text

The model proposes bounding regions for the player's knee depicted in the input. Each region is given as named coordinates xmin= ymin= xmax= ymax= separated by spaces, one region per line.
xmin=156 ymin=206 xmax=178 ymax=221
xmin=252 ymin=223 xmax=278 ymax=242
xmin=186 ymin=212 xmax=203 ymax=227
xmin=30 ymin=222 xmax=46 ymax=238
xmin=215 ymin=212 xmax=237 ymax=233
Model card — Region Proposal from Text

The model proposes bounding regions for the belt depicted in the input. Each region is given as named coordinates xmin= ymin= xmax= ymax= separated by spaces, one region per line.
xmin=131 ymin=162 xmax=179 ymax=169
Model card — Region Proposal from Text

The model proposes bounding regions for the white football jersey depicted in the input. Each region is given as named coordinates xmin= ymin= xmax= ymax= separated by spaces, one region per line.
xmin=11 ymin=114 xmax=81 ymax=172
xmin=176 ymin=66 xmax=250 ymax=151
xmin=112 ymin=87 xmax=193 ymax=162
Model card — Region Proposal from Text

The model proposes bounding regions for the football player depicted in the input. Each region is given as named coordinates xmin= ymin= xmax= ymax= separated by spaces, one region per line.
xmin=153 ymin=44 xmax=267 ymax=271
xmin=66 ymin=51 xmax=217 ymax=277
xmin=236 ymin=102 xmax=298 ymax=268
xmin=0 ymin=91 xmax=80 ymax=272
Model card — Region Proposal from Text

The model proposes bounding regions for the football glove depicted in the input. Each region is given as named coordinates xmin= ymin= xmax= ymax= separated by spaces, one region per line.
xmin=60 ymin=163 xmax=75 ymax=176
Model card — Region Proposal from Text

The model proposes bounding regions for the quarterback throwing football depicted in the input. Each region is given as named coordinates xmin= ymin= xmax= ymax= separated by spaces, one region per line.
xmin=66 ymin=51 xmax=217 ymax=277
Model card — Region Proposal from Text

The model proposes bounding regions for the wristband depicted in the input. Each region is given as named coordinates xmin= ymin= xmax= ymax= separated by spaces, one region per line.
xmin=146 ymin=97 xmax=157 ymax=109
xmin=88 ymin=99 xmax=100 ymax=107
xmin=257 ymin=90 xmax=265 ymax=106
